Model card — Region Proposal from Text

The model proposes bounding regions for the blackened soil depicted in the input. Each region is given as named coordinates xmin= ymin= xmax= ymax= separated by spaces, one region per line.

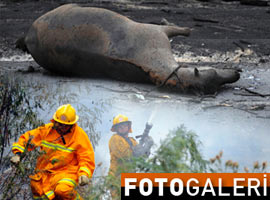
xmin=0 ymin=0 xmax=270 ymax=110
xmin=1 ymin=0 xmax=270 ymax=54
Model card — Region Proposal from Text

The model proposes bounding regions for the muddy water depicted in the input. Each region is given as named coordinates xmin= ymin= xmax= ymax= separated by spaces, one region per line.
xmin=1 ymin=54 xmax=270 ymax=175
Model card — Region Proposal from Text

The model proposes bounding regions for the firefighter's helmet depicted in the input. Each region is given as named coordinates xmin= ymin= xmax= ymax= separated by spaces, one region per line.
xmin=53 ymin=104 xmax=79 ymax=125
xmin=111 ymin=114 xmax=132 ymax=133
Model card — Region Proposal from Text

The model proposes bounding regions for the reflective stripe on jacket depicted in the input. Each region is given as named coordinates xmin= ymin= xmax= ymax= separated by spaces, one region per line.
xmin=12 ymin=122 xmax=95 ymax=178
xmin=108 ymin=134 xmax=138 ymax=176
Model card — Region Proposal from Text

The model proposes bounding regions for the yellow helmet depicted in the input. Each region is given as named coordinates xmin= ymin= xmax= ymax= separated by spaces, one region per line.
xmin=111 ymin=114 xmax=132 ymax=133
xmin=53 ymin=104 xmax=79 ymax=125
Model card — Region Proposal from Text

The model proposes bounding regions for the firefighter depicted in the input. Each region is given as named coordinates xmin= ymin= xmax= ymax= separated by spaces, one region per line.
xmin=10 ymin=104 xmax=95 ymax=200
xmin=108 ymin=114 xmax=154 ymax=177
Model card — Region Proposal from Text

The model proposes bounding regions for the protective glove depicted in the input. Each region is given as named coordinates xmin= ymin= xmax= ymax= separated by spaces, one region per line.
xmin=79 ymin=175 xmax=89 ymax=186
xmin=10 ymin=154 xmax=21 ymax=165
xmin=133 ymin=136 xmax=154 ymax=157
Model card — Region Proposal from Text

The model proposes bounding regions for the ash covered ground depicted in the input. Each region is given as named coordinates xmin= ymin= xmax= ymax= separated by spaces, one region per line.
xmin=0 ymin=0 xmax=270 ymax=115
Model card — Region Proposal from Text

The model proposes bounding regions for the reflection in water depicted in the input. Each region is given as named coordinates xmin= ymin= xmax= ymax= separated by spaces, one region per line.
xmin=11 ymin=72 xmax=270 ymax=175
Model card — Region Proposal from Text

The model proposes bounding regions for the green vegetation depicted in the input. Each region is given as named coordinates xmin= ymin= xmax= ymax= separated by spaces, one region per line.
xmin=0 ymin=73 xmax=43 ymax=163
xmin=1 ymin=140 xmax=44 ymax=200
xmin=0 ymin=73 xmax=43 ymax=199
xmin=82 ymin=126 xmax=268 ymax=199
xmin=82 ymin=126 xmax=209 ymax=199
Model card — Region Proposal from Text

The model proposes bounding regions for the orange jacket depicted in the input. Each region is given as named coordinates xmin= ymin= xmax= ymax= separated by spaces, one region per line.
xmin=108 ymin=134 xmax=137 ymax=176
xmin=12 ymin=122 xmax=95 ymax=179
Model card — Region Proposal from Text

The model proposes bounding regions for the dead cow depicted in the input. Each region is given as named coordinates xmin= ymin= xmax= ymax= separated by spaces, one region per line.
xmin=21 ymin=4 xmax=240 ymax=94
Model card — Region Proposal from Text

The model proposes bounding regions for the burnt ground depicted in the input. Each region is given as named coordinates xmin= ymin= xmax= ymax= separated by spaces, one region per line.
xmin=0 ymin=0 xmax=270 ymax=116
